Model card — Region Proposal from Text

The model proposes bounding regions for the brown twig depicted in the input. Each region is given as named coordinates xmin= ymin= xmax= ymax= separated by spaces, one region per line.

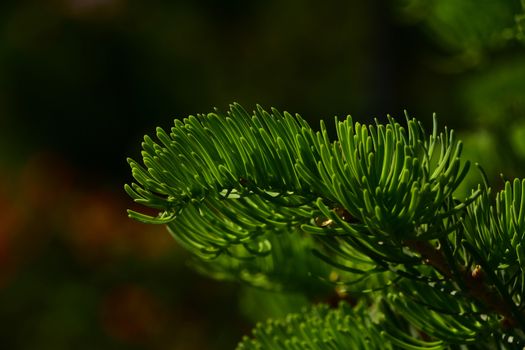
xmin=404 ymin=239 xmax=518 ymax=327
xmin=331 ymin=206 xmax=522 ymax=327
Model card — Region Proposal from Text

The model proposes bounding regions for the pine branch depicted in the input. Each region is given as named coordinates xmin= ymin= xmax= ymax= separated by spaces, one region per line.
xmin=237 ymin=301 xmax=447 ymax=350
xmin=126 ymin=103 xmax=525 ymax=348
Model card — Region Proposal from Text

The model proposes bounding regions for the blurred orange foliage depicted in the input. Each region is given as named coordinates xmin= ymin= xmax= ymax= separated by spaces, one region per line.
xmin=0 ymin=152 xmax=174 ymax=287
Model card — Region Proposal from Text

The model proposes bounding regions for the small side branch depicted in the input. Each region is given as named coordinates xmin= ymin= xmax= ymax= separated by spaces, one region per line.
xmin=404 ymin=240 xmax=520 ymax=328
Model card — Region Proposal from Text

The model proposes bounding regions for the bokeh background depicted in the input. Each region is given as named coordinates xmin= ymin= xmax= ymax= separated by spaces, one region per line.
xmin=1 ymin=0 xmax=525 ymax=349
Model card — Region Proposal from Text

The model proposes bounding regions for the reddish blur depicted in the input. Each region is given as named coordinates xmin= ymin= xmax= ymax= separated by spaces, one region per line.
xmin=0 ymin=153 xmax=242 ymax=349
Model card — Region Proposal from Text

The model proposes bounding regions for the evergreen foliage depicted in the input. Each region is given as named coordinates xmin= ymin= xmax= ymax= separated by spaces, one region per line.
xmin=126 ymin=104 xmax=525 ymax=349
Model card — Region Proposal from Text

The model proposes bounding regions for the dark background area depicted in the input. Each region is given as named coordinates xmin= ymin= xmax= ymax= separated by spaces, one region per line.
xmin=0 ymin=0 xmax=462 ymax=181
xmin=1 ymin=0 xmax=524 ymax=349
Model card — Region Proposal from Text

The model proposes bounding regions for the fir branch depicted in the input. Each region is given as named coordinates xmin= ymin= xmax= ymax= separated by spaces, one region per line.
xmin=237 ymin=301 xmax=447 ymax=350
xmin=126 ymin=103 xmax=525 ymax=348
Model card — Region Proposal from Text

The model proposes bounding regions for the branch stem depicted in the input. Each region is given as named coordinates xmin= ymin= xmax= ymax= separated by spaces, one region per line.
xmin=404 ymin=239 xmax=522 ymax=329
